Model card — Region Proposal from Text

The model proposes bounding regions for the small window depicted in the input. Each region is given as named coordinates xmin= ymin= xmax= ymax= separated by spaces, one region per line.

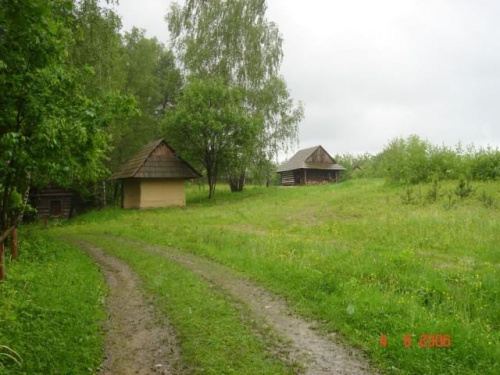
xmin=50 ymin=200 xmax=62 ymax=217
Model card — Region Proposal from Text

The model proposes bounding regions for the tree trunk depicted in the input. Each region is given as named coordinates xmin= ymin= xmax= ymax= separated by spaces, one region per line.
xmin=228 ymin=172 xmax=246 ymax=192
xmin=102 ymin=181 xmax=107 ymax=208
xmin=208 ymin=176 xmax=216 ymax=199
xmin=0 ymin=240 xmax=5 ymax=281
xmin=10 ymin=227 xmax=18 ymax=261
xmin=206 ymin=165 xmax=217 ymax=199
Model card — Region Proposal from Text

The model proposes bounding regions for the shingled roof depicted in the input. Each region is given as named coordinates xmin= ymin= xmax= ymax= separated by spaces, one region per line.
xmin=108 ymin=139 xmax=201 ymax=180
xmin=277 ymin=145 xmax=346 ymax=172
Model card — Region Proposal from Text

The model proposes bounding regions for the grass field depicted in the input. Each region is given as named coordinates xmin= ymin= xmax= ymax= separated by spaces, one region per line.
xmin=0 ymin=230 xmax=106 ymax=374
xmin=3 ymin=178 xmax=499 ymax=374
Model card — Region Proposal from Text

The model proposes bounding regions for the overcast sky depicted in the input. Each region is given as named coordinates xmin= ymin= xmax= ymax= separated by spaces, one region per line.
xmin=104 ymin=0 xmax=500 ymax=156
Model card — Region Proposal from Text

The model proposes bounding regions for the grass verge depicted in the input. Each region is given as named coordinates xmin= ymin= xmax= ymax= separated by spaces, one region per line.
xmin=0 ymin=229 xmax=106 ymax=375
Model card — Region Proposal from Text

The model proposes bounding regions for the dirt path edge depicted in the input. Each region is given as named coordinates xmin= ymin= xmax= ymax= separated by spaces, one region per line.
xmin=75 ymin=241 xmax=181 ymax=375
xmin=115 ymin=237 xmax=377 ymax=375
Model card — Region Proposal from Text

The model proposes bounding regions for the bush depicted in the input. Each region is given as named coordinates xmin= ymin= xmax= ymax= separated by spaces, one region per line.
xmin=455 ymin=179 xmax=473 ymax=199
xmin=400 ymin=186 xmax=415 ymax=205
xmin=379 ymin=136 xmax=500 ymax=184
xmin=426 ymin=179 xmax=440 ymax=202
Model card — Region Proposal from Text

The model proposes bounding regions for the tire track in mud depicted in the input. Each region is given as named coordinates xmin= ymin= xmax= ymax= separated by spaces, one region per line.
xmin=113 ymin=236 xmax=376 ymax=375
xmin=76 ymin=241 xmax=181 ymax=375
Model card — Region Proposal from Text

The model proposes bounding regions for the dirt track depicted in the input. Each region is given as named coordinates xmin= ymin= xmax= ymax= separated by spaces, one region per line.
xmin=77 ymin=241 xmax=181 ymax=375
xmin=112 ymin=237 xmax=376 ymax=375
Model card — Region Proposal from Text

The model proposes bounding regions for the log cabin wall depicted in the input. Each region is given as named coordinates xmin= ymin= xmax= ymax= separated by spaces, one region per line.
xmin=280 ymin=171 xmax=295 ymax=186
xmin=31 ymin=186 xmax=74 ymax=219
xmin=304 ymin=169 xmax=338 ymax=184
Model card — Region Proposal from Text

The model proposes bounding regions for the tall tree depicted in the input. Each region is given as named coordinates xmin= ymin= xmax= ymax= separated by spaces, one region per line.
xmin=70 ymin=6 xmax=183 ymax=203
xmin=0 ymin=0 xmax=131 ymax=279
xmin=164 ymin=78 xmax=261 ymax=198
xmin=167 ymin=0 xmax=303 ymax=191
xmin=156 ymin=49 xmax=183 ymax=117
xmin=70 ymin=0 xmax=125 ymax=96
xmin=108 ymin=29 xmax=182 ymax=173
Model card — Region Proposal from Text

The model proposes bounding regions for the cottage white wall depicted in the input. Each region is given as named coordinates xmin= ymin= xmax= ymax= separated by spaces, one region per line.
xmin=139 ymin=178 xmax=186 ymax=208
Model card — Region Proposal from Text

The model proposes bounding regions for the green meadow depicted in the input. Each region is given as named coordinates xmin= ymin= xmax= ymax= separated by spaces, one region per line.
xmin=0 ymin=231 xmax=106 ymax=374
xmin=2 ymin=178 xmax=499 ymax=374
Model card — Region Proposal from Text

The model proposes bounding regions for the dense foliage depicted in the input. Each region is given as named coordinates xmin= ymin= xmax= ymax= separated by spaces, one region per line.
xmin=335 ymin=135 xmax=500 ymax=184
xmin=0 ymin=0 xmax=184 ymax=277
xmin=166 ymin=0 xmax=303 ymax=195
xmin=165 ymin=78 xmax=262 ymax=198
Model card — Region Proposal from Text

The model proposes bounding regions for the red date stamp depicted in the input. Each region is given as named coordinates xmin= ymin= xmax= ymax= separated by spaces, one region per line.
xmin=417 ymin=334 xmax=451 ymax=348
xmin=380 ymin=333 xmax=451 ymax=348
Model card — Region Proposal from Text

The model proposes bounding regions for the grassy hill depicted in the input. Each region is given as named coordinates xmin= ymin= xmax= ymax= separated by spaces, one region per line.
xmin=2 ymin=178 xmax=499 ymax=374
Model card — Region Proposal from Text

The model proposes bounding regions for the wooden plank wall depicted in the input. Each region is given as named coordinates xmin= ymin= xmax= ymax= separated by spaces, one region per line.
xmin=305 ymin=169 xmax=338 ymax=184
xmin=306 ymin=147 xmax=334 ymax=163
xmin=31 ymin=187 xmax=74 ymax=219
xmin=280 ymin=171 xmax=295 ymax=186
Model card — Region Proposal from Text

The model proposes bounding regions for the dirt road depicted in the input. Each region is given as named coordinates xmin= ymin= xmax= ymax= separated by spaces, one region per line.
xmin=111 ymin=237 xmax=376 ymax=375
xmin=77 ymin=242 xmax=181 ymax=375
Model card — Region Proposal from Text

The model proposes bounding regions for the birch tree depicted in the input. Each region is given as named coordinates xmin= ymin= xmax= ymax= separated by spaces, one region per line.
xmin=167 ymin=0 xmax=303 ymax=191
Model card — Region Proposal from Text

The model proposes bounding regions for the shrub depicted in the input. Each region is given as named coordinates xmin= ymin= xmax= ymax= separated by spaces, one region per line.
xmin=455 ymin=179 xmax=473 ymax=199
xmin=426 ymin=179 xmax=440 ymax=202
xmin=400 ymin=186 xmax=415 ymax=205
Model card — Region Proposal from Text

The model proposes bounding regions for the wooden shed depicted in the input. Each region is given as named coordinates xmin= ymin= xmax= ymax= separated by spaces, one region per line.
xmin=277 ymin=145 xmax=346 ymax=186
xmin=109 ymin=139 xmax=201 ymax=209
xmin=30 ymin=185 xmax=75 ymax=219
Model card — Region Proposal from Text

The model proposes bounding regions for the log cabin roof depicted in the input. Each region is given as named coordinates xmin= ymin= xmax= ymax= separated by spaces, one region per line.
xmin=277 ymin=145 xmax=346 ymax=172
xmin=108 ymin=139 xmax=201 ymax=180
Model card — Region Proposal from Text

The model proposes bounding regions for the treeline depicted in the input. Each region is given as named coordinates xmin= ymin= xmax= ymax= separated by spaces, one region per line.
xmin=0 ymin=0 xmax=182 ymax=278
xmin=1 ymin=0 xmax=303 ymax=277
xmin=69 ymin=1 xmax=183 ymax=181
xmin=336 ymin=135 xmax=500 ymax=184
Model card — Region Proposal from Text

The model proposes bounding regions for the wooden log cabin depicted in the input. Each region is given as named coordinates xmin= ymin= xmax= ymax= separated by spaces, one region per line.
xmin=108 ymin=139 xmax=201 ymax=209
xmin=30 ymin=185 xmax=75 ymax=219
xmin=277 ymin=145 xmax=346 ymax=186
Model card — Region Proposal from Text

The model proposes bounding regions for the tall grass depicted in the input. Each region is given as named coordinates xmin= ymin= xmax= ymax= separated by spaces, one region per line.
xmin=57 ymin=179 xmax=500 ymax=374
xmin=0 ymin=229 xmax=106 ymax=374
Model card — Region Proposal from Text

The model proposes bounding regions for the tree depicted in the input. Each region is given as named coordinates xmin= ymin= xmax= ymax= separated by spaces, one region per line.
xmin=378 ymin=135 xmax=431 ymax=184
xmin=70 ymin=5 xmax=183 ymax=204
xmin=164 ymin=78 xmax=262 ymax=198
xmin=166 ymin=0 xmax=303 ymax=191
xmin=156 ymin=49 xmax=183 ymax=117
xmin=70 ymin=0 xmax=125 ymax=96
xmin=0 ymin=0 xmax=131 ymax=279
xmin=69 ymin=0 xmax=139 ymax=207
